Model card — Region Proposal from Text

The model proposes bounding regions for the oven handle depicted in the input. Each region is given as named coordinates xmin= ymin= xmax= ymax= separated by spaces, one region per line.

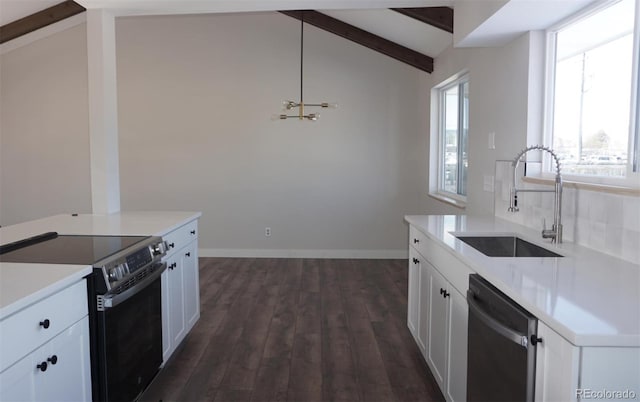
xmin=99 ymin=262 xmax=167 ymax=310
xmin=467 ymin=289 xmax=529 ymax=348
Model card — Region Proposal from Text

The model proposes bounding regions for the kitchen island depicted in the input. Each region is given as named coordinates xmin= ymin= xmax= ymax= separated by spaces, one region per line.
xmin=405 ymin=214 xmax=639 ymax=402
xmin=0 ymin=211 xmax=201 ymax=402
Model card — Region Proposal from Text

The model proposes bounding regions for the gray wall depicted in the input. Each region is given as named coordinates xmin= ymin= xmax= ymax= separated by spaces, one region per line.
xmin=0 ymin=24 xmax=92 ymax=226
xmin=0 ymin=13 xmax=560 ymax=256
xmin=115 ymin=12 xmax=456 ymax=257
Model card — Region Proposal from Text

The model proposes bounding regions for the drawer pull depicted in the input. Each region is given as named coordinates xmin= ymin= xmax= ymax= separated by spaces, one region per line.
xmin=185 ymin=252 xmax=191 ymax=257
xmin=531 ymin=336 xmax=543 ymax=346
xmin=190 ymin=230 xmax=196 ymax=235
xmin=413 ymin=238 xmax=420 ymax=244
xmin=37 ymin=362 xmax=48 ymax=372
xmin=47 ymin=355 xmax=58 ymax=365
xmin=39 ymin=319 xmax=50 ymax=329
xmin=169 ymin=263 xmax=177 ymax=270
xmin=412 ymin=258 xmax=419 ymax=264
xmin=169 ymin=242 xmax=175 ymax=249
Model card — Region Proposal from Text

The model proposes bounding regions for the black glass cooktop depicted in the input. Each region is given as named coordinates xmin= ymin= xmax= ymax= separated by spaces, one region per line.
xmin=0 ymin=233 xmax=149 ymax=265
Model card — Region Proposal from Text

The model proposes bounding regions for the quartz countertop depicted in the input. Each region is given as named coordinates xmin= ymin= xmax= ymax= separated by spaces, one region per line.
xmin=405 ymin=215 xmax=640 ymax=347
xmin=0 ymin=211 xmax=201 ymax=320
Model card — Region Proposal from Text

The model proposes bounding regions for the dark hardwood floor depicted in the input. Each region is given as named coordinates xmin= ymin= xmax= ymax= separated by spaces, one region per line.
xmin=141 ymin=258 xmax=444 ymax=402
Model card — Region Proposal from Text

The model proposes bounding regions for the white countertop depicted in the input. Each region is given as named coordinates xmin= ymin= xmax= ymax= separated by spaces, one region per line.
xmin=0 ymin=211 xmax=201 ymax=320
xmin=405 ymin=215 xmax=640 ymax=347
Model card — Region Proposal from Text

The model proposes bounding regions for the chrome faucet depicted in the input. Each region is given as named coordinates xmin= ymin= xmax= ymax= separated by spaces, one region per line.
xmin=508 ymin=145 xmax=563 ymax=243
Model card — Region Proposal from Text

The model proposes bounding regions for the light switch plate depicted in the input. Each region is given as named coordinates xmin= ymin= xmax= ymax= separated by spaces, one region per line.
xmin=483 ymin=175 xmax=495 ymax=192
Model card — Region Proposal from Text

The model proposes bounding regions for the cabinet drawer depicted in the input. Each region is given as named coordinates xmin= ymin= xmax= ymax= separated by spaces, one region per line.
xmin=0 ymin=280 xmax=88 ymax=373
xmin=163 ymin=220 xmax=198 ymax=258
xmin=409 ymin=225 xmax=472 ymax=296
xmin=409 ymin=226 xmax=430 ymax=256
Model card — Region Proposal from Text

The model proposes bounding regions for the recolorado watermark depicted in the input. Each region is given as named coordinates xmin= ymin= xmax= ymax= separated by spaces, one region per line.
xmin=576 ymin=388 xmax=637 ymax=400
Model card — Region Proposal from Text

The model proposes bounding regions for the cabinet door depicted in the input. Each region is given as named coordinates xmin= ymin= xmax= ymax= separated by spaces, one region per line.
xmin=168 ymin=254 xmax=186 ymax=348
xmin=418 ymin=257 xmax=431 ymax=356
xmin=0 ymin=352 xmax=36 ymax=402
xmin=407 ymin=248 xmax=420 ymax=339
xmin=161 ymin=267 xmax=172 ymax=363
xmin=534 ymin=321 xmax=579 ymax=402
xmin=182 ymin=241 xmax=200 ymax=332
xmin=35 ymin=318 xmax=91 ymax=402
xmin=445 ymin=288 xmax=467 ymax=402
xmin=427 ymin=266 xmax=448 ymax=390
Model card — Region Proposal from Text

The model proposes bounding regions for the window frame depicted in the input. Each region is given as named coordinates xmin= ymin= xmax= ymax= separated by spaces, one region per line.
xmin=543 ymin=0 xmax=640 ymax=188
xmin=430 ymin=73 xmax=469 ymax=206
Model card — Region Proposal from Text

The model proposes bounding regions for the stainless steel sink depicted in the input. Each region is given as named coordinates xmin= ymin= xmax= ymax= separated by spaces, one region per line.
xmin=455 ymin=236 xmax=563 ymax=258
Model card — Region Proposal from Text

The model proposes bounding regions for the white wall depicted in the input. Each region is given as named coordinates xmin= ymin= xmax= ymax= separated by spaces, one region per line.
xmin=115 ymin=12 xmax=454 ymax=257
xmin=0 ymin=24 xmax=92 ymax=226
xmin=434 ymin=30 xmax=640 ymax=264
xmin=431 ymin=32 xmax=536 ymax=216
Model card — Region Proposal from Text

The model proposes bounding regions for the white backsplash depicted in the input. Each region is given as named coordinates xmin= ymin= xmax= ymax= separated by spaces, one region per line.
xmin=494 ymin=160 xmax=640 ymax=265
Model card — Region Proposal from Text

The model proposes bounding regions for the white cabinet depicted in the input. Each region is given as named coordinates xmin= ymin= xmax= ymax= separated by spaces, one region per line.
xmin=425 ymin=262 xmax=468 ymax=402
xmin=0 ymin=281 xmax=91 ymax=402
xmin=534 ymin=321 xmax=580 ymax=402
xmin=408 ymin=244 xmax=431 ymax=356
xmin=161 ymin=219 xmax=200 ymax=363
xmin=427 ymin=265 xmax=448 ymax=389
xmin=407 ymin=248 xmax=420 ymax=341
xmin=408 ymin=226 xmax=471 ymax=402
xmin=445 ymin=287 xmax=468 ymax=402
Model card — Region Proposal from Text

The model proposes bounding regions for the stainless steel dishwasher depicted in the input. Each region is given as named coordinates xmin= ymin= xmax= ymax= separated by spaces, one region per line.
xmin=466 ymin=274 xmax=541 ymax=402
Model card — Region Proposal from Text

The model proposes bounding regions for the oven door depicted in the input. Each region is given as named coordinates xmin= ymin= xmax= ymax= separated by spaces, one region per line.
xmin=92 ymin=263 xmax=165 ymax=402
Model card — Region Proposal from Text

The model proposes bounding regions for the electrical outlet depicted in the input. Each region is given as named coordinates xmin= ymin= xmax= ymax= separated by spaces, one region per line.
xmin=265 ymin=227 xmax=271 ymax=237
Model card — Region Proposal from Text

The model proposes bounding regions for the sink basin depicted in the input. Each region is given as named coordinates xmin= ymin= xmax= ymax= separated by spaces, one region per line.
xmin=455 ymin=236 xmax=563 ymax=258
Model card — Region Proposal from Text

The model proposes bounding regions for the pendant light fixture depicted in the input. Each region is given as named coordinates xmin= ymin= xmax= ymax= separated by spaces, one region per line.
xmin=276 ymin=11 xmax=337 ymax=121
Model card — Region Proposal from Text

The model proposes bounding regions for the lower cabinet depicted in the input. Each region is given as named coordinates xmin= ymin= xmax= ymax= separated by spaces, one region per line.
xmin=425 ymin=260 xmax=467 ymax=402
xmin=409 ymin=242 xmax=468 ymax=402
xmin=161 ymin=220 xmax=200 ymax=363
xmin=0 ymin=318 xmax=91 ymax=402
xmin=409 ymin=224 xmax=640 ymax=402
xmin=535 ymin=321 xmax=640 ymax=402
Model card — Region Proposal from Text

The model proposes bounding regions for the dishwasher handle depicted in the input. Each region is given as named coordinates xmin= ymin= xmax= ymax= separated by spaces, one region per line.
xmin=467 ymin=289 xmax=529 ymax=348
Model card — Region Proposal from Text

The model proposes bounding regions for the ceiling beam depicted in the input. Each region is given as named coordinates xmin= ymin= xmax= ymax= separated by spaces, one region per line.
xmin=391 ymin=7 xmax=453 ymax=34
xmin=280 ymin=10 xmax=433 ymax=74
xmin=0 ymin=1 xmax=86 ymax=44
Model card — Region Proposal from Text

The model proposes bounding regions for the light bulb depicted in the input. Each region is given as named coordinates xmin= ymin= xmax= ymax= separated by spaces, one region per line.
xmin=307 ymin=113 xmax=319 ymax=121
xmin=282 ymin=100 xmax=298 ymax=110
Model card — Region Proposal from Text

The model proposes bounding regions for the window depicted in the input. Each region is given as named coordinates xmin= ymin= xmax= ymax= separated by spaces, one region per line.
xmin=546 ymin=0 xmax=639 ymax=185
xmin=432 ymin=75 xmax=469 ymax=203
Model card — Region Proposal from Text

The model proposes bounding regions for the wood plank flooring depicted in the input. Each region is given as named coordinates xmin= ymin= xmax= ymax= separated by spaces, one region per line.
xmin=140 ymin=258 xmax=444 ymax=402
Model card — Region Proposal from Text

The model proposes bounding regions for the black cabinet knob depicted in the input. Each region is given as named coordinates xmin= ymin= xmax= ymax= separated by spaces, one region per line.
xmin=185 ymin=252 xmax=191 ymax=257
xmin=169 ymin=242 xmax=175 ymax=248
xmin=190 ymin=230 xmax=196 ymax=235
xmin=47 ymin=355 xmax=58 ymax=365
xmin=439 ymin=288 xmax=444 ymax=295
xmin=531 ymin=336 xmax=543 ymax=346
xmin=169 ymin=262 xmax=177 ymax=270
xmin=37 ymin=362 xmax=48 ymax=372
xmin=413 ymin=238 xmax=419 ymax=244
xmin=39 ymin=319 xmax=50 ymax=329
xmin=412 ymin=258 xmax=419 ymax=264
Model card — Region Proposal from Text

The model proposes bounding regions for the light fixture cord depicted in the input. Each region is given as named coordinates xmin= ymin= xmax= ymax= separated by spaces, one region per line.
xmin=300 ymin=12 xmax=304 ymax=105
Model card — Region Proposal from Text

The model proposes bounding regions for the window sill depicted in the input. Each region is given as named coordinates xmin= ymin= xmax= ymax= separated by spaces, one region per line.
xmin=523 ymin=176 xmax=640 ymax=196
xmin=428 ymin=193 xmax=467 ymax=209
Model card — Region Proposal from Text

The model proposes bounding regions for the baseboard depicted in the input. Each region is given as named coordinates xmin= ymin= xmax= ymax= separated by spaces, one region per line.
xmin=198 ymin=248 xmax=408 ymax=259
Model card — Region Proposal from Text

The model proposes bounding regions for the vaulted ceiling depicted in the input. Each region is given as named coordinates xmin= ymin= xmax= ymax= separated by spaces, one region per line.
xmin=0 ymin=0 xmax=454 ymax=73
